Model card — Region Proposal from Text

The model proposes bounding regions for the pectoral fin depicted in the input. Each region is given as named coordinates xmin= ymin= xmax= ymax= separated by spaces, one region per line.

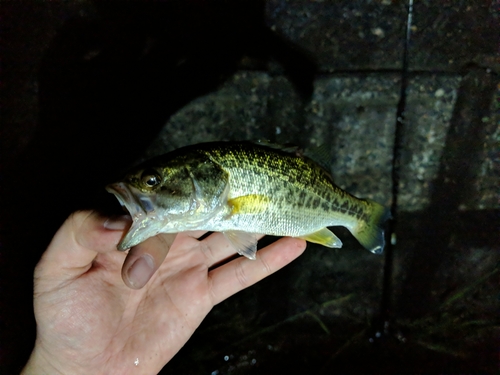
xmin=298 ymin=228 xmax=343 ymax=248
xmin=228 ymin=195 xmax=270 ymax=215
xmin=223 ymin=231 xmax=259 ymax=260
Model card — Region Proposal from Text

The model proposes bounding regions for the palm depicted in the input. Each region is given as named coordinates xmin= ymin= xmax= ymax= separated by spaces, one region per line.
xmin=35 ymin=234 xmax=217 ymax=374
xmin=29 ymin=213 xmax=305 ymax=375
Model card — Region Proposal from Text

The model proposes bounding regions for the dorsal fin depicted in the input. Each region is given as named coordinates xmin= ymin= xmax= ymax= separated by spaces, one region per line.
xmin=304 ymin=144 xmax=333 ymax=173
xmin=253 ymin=140 xmax=332 ymax=173
xmin=252 ymin=139 xmax=303 ymax=155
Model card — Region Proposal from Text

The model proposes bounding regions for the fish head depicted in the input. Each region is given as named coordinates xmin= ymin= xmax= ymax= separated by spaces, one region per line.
xmin=106 ymin=163 xmax=200 ymax=250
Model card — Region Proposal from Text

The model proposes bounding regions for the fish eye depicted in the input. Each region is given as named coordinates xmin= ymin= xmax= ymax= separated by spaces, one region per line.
xmin=141 ymin=170 xmax=161 ymax=188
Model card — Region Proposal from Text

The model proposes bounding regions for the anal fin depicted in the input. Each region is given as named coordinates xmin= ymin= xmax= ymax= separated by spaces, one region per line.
xmin=298 ymin=228 xmax=343 ymax=248
xmin=223 ymin=231 xmax=259 ymax=260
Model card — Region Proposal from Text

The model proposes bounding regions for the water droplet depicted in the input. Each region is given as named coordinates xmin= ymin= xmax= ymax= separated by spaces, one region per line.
xmin=134 ymin=358 xmax=139 ymax=366
xmin=224 ymin=355 xmax=229 ymax=361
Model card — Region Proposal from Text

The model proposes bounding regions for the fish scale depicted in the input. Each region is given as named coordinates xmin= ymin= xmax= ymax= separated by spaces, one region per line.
xmin=106 ymin=141 xmax=390 ymax=258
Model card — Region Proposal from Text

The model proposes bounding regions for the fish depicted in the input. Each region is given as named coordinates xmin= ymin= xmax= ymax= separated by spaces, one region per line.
xmin=106 ymin=141 xmax=390 ymax=259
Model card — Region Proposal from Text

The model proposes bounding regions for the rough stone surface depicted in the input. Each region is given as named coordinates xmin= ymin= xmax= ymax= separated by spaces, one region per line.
xmin=307 ymin=74 xmax=399 ymax=205
xmin=398 ymin=75 xmax=462 ymax=211
xmin=266 ymin=0 xmax=500 ymax=72
xmin=147 ymin=72 xmax=278 ymax=157
xmin=266 ymin=0 xmax=407 ymax=71
xmin=465 ymin=87 xmax=500 ymax=210
xmin=409 ymin=0 xmax=500 ymax=71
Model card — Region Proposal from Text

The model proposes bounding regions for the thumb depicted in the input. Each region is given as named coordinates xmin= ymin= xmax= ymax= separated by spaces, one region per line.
xmin=35 ymin=211 xmax=130 ymax=282
xmin=121 ymin=232 xmax=177 ymax=289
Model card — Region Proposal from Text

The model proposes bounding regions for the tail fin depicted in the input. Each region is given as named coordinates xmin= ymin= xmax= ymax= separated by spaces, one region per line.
xmin=351 ymin=199 xmax=391 ymax=254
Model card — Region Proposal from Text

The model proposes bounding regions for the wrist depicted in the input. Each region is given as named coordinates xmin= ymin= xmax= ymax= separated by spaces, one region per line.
xmin=21 ymin=345 xmax=66 ymax=375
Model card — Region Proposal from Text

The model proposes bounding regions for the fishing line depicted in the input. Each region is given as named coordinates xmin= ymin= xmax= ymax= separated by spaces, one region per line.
xmin=377 ymin=0 xmax=414 ymax=338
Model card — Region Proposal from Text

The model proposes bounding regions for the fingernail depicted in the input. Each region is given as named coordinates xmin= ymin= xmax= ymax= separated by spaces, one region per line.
xmin=103 ymin=215 xmax=131 ymax=230
xmin=127 ymin=254 xmax=155 ymax=289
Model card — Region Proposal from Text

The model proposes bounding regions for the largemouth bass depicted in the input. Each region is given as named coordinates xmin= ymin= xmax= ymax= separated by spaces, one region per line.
xmin=106 ymin=141 xmax=390 ymax=259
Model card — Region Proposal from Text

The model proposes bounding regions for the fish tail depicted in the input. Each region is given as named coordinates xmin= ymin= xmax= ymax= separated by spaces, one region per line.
xmin=351 ymin=199 xmax=391 ymax=254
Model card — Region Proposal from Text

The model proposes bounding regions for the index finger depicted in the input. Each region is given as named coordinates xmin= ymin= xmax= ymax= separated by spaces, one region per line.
xmin=36 ymin=211 xmax=129 ymax=280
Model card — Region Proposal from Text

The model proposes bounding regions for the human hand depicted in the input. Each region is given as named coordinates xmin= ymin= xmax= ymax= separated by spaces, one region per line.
xmin=22 ymin=211 xmax=306 ymax=375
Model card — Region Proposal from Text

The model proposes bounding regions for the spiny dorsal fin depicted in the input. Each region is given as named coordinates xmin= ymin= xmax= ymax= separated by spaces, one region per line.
xmin=252 ymin=139 xmax=303 ymax=155
xmin=254 ymin=140 xmax=333 ymax=174
xmin=303 ymin=144 xmax=333 ymax=174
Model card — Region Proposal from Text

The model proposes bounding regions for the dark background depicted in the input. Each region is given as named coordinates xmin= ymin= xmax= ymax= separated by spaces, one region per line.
xmin=1 ymin=1 xmax=499 ymax=373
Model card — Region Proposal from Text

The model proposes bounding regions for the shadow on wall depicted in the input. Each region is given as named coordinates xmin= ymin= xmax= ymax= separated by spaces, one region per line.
xmin=1 ymin=1 xmax=316 ymax=372
xmin=397 ymin=68 xmax=499 ymax=319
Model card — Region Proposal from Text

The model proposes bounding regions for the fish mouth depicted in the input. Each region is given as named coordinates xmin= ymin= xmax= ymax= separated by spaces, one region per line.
xmin=106 ymin=182 xmax=159 ymax=250
xmin=105 ymin=182 xmax=156 ymax=219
